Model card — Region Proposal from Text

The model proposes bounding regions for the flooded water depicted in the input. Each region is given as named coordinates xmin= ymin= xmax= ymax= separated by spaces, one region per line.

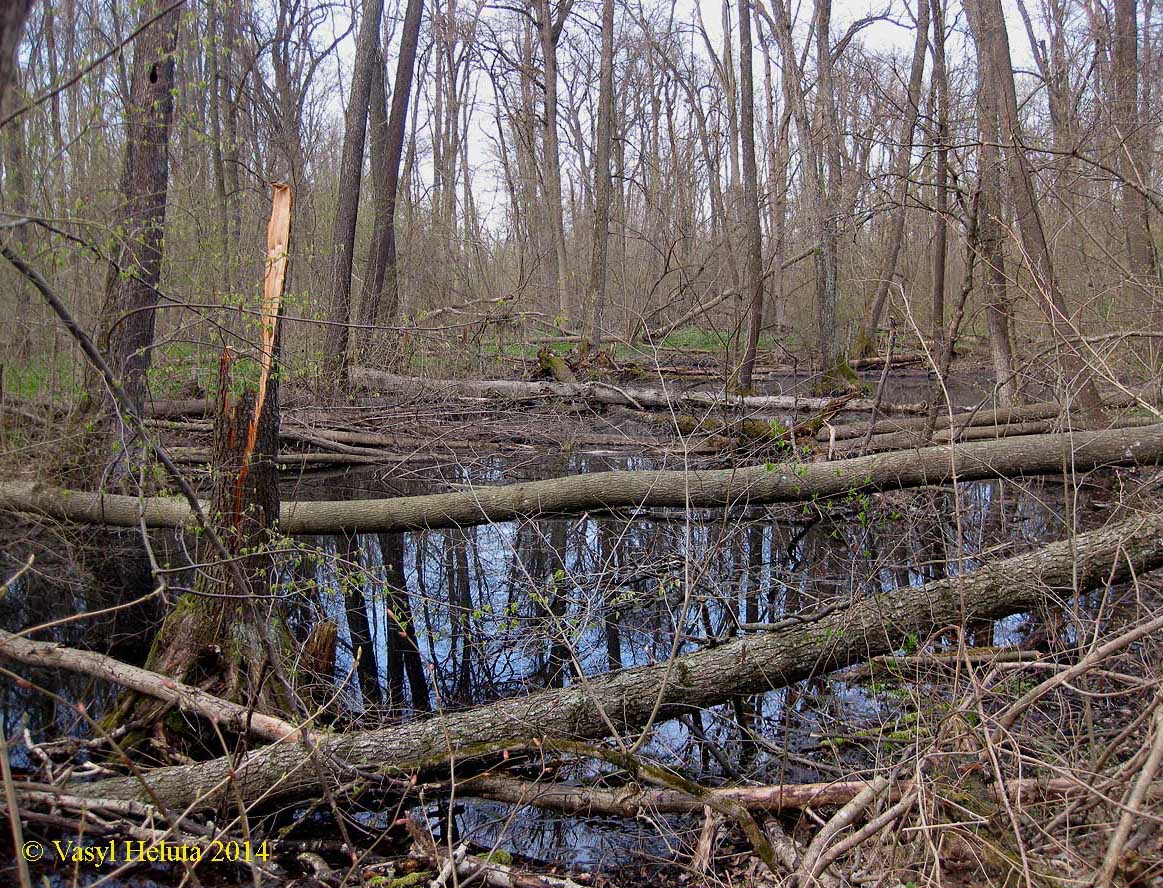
xmin=1 ymin=450 xmax=1074 ymax=869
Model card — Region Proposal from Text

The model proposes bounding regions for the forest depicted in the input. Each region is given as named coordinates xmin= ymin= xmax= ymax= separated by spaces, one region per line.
xmin=0 ymin=0 xmax=1161 ymax=884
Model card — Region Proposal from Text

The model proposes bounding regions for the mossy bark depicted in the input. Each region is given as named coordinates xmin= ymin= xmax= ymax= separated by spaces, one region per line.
xmin=814 ymin=355 xmax=862 ymax=396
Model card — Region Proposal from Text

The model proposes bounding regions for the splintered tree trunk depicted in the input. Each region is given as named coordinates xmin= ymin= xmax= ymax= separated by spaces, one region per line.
xmin=91 ymin=0 xmax=181 ymax=418
xmin=144 ymin=347 xmax=283 ymax=699
xmin=122 ymin=186 xmax=295 ymax=731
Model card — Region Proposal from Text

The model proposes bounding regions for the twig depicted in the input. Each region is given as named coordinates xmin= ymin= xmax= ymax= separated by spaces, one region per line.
xmin=0 ymin=719 xmax=33 ymax=888
xmin=858 ymin=321 xmax=896 ymax=455
xmin=1096 ymin=693 xmax=1163 ymax=886
xmin=795 ymin=775 xmax=890 ymax=884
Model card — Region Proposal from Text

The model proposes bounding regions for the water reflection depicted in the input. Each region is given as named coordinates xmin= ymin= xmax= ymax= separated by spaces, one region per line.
xmin=1 ymin=451 xmax=1070 ymax=866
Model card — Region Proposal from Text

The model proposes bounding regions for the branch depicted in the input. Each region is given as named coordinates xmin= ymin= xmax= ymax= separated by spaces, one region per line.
xmin=0 ymin=628 xmax=313 ymax=745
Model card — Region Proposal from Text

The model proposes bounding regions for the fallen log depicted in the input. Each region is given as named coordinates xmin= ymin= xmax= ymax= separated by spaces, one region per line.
xmin=3 ymin=425 xmax=1163 ymax=534
xmin=0 ymin=629 xmax=310 ymax=744
xmin=830 ymin=420 xmax=1056 ymax=455
xmin=460 ymin=774 xmax=1081 ymax=816
xmin=65 ymin=508 xmax=1163 ymax=808
xmin=351 ymin=367 xmax=931 ymax=414
xmin=817 ymin=398 xmax=1138 ymax=443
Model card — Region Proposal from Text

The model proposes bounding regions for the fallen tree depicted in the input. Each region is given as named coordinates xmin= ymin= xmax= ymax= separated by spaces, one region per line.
xmin=3 ymin=425 xmax=1163 ymax=534
xmin=460 ymin=773 xmax=1081 ymax=816
xmin=0 ymin=628 xmax=309 ymax=744
xmin=350 ymin=367 xmax=931 ymax=414
xmin=63 ymin=508 xmax=1163 ymax=809
xmin=816 ymin=398 xmax=1144 ymax=444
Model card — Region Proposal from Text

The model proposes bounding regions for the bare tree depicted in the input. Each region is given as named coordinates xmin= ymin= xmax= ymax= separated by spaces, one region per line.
xmin=973 ymin=43 xmax=1021 ymax=407
xmin=534 ymin=0 xmax=574 ymax=321
xmin=0 ymin=0 xmax=32 ymax=105
xmin=855 ymin=0 xmax=928 ymax=357
xmin=965 ymin=0 xmax=1104 ymax=414
xmin=92 ymin=0 xmax=183 ymax=417
xmin=1111 ymin=0 xmax=1155 ymax=278
xmin=929 ymin=0 xmax=948 ymax=353
xmin=736 ymin=0 xmax=765 ymax=391
xmin=358 ymin=0 xmax=425 ymax=352
xmin=587 ymin=0 xmax=614 ymax=351
xmin=323 ymin=0 xmax=385 ymax=375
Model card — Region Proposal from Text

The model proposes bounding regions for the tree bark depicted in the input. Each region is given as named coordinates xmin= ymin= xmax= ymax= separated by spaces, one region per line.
xmin=0 ymin=628 xmax=306 ymax=744
xmin=1111 ymin=0 xmax=1155 ymax=278
xmin=69 ymin=508 xmax=1163 ymax=808
xmin=0 ymin=0 xmax=31 ymax=105
xmin=91 ymin=0 xmax=182 ymax=417
xmin=322 ymin=0 xmax=384 ymax=376
xmin=586 ymin=0 xmax=614 ymax=352
xmin=348 ymin=368 xmax=929 ymax=412
xmin=855 ymin=0 xmax=929 ymax=358
xmin=462 ymin=773 xmax=1081 ymax=817
xmin=357 ymin=0 xmax=424 ymax=353
xmin=534 ymin=0 xmax=572 ymax=320
xmin=736 ymin=0 xmax=765 ymax=392
xmin=929 ymin=0 xmax=949 ymax=355
xmin=973 ymin=45 xmax=1021 ymax=407
xmin=5 ymin=425 xmax=1163 ymax=535
xmin=965 ymin=0 xmax=1103 ymax=414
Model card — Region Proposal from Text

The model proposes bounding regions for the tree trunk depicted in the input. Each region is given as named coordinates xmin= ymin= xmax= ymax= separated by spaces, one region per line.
xmin=0 ymin=0 xmax=31 ymax=105
xmin=855 ymin=0 xmax=929 ymax=357
xmin=534 ymin=0 xmax=572 ymax=321
xmin=90 ymin=0 xmax=182 ymax=418
xmin=971 ymin=24 xmax=1021 ymax=406
xmin=322 ymin=0 xmax=384 ymax=376
xmin=357 ymin=0 xmax=424 ymax=356
xmin=965 ymin=0 xmax=1104 ymax=415
xmin=929 ymin=0 xmax=949 ymax=355
xmin=72 ymin=507 xmax=1163 ymax=808
xmin=736 ymin=0 xmax=765 ymax=392
xmin=586 ymin=0 xmax=614 ymax=352
xmin=1111 ymin=0 xmax=1155 ymax=278
xmin=6 ymin=425 xmax=1163 ymax=535
xmin=120 ymin=186 xmax=295 ymax=731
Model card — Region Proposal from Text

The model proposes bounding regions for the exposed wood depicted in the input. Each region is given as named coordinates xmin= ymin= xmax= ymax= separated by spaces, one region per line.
xmin=66 ymin=507 xmax=1163 ymax=808
xmin=129 ymin=183 xmax=294 ymax=719
xmin=4 ymin=425 xmax=1163 ymax=534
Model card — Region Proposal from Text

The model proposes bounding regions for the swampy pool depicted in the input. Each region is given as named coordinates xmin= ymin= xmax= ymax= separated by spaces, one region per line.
xmin=0 ymin=447 xmax=1081 ymax=872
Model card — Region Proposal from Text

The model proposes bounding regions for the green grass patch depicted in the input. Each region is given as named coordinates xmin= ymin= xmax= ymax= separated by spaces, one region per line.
xmin=3 ymin=355 xmax=83 ymax=400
